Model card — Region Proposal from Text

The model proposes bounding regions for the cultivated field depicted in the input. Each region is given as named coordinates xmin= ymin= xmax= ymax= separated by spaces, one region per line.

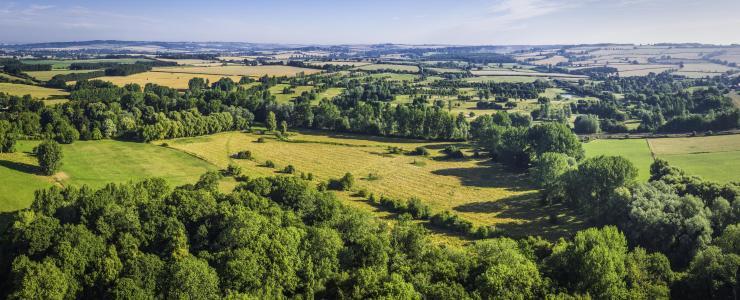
xmin=162 ymin=130 xmax=585 ymax=239
xmin=152 ymin=65 xmax=321 ymax=77
xmin=93 ymin=72 xmax=241 ymax=90
xmin=0 ymin=83 xmax=68 ymax=99
xmin=0 ymin=140 xmax=216 ymax=212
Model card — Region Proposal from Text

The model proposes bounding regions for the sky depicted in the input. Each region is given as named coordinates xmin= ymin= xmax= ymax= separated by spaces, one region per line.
xmin=0 ymin=0 xmax=739 ymax=45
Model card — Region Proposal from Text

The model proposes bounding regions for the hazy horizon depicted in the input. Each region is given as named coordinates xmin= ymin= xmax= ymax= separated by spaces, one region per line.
xmin=1 ymin=0 xmax=739 ymax=45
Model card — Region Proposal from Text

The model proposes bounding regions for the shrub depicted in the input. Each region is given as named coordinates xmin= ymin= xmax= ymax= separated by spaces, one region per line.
xmin=263 ymin=160 xmax=276 ymax=168
xmin=223 ymin=164 xmax=242 ymax=176
xmin=406 ymin=197 xmax=430 ymax=219
xmin=443 ymin=145 xmax=465 ymax=159
xmin=387 ymin=146 xmax=404 ymax=154
xmin=232 ymin=150 xmax=253 ymax=160
xmin=160 ymin=142 xmax=169 ymax=147
xmin=411 ymin=146 xmax=430 ymax=156
xmin=430 ymin=211 xmax=474 ymax=235
xmin=328 ymin=172 xmax=354 ymax=191
xmin=256 ymin=137 xmax=266 ymax=143
xmin=282 ymin=165 xmax=296 ymax=174
xmin=366 ymin=172 xmax=381 ymax=181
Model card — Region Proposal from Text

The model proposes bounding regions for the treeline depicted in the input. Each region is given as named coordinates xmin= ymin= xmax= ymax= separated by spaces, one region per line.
xmin=0 ymin=172 xmax=701 ymax=299
xmin=0 ymin=58 xmax=52 ymax=74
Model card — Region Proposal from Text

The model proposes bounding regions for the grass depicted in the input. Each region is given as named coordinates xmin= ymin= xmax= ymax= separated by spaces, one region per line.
xmin=94 ymin=72 xmax=242 ymax=90
xmin=463 ymin=76 xmax=541 ymax=83
xmin=647 ymin=135 xmax=740 ymax=183
xmin=163 ymin=130 xmax=585 ymax=239
xmin=0 ymin=83 xmax=68 ymax=99
xmin=583 ymin=139 xmax=654 ymax=182
xmin=0 ymin=141 xmax=56 ymax=212
xmin=368 ymin=73 xmax=418 ymax=82
xmin=356 ymin=64 xmax=419 ymax=72
xmin=26 ymin=69 xmax=103 ymax=81
xmin=318 ymin=87 xmax=344 ymax=100
xmin=0 ymin=140 xmax=217 ymax=212
xmin=584 ymin=135 xmax=740 ymax=184
xmin=268 ymin=84 xmax=315 ymax=104
xmin=152 ymin=65 xmax=321 ymax=77
xmin=20 ymin=58 xmax=152 ymax=69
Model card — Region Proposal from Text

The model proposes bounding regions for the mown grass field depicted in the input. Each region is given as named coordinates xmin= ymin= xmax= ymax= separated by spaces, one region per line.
xmin=268 ymin=84 xmax=315 ymax=104
xmin=583 ymin=139 xmax=654 ymax=182
xmin=163 ymin=130 xmax=585 ymax=239
xmin=26 ymin=69 xmax=102 ymax=81
xmin=0 ymin=140 xmax=216 ymax=212
xmin=152 ymin=65 xmax=321 ymax=77
xmin=648 ymin=135 xmax=740 ymax=183
xmin=0 ymin=83 xmax=68 ymax=99
xmin=462 ymin=76 xmax=541 ymax=83
xmin=584 ymin=135 xmax=740 ymax=183
xmin=20 ymin=58 xmax=152 ymax=69
xmin=93 ymin=72 xmax=241 ymax=90
xmin=355 ymin=64 xmax=420 ymax=72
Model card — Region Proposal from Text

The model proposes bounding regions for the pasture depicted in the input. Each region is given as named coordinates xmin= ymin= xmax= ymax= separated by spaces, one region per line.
xmin=268 ymin=84 xmax=315 ymax=104
xmin=0 ymin=83 xmax=68 ymax=99
xmin=94 ymin=72 xmax=241 ymax=90
xmin=463 ymin=76 xmax=541 ymax=83
xmin=583 ymin=139 xmax=654 ymax=182
xmin=0 ymin=140 xmax=216 ymax=212
xmin=355 ymin=64 xmax=420 ymax=72
xmin=20 ymin=58 xmax=152 ymax=69
xmin=152 ymin=65 xmax=321 ymax=77
xmin=584 ymin=135 xmax=740 ymax=183
xmin=163 ymin=130 xmax=585 ymax=239
xmin=26 ymin=69 xmax=102 ymax=81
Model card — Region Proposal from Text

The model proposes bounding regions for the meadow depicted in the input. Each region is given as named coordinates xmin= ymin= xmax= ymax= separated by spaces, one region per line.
xmin=0 ymin=140 xmax=216 ymax=212
xmin=92 ymin=72 xmax=242 ymax=90
xmin=0 ymin=83 xmax=68 ymax=99
xmin=584 ymin=134 xmax=740 ymax=183
xmin=355 ymin=63 xmax=420 ymax=72
xmin=152 ymin=65 xmax=321 ymax=77
xmin=20 ymin=58 xmax=152 ymax=69
xmin=162 ymin=130 xmax=585 ymax=239
xmin=583 ymin=138 xmax=654 ymax=182
xmin=26 ymin=69 xmax=102 ymax=81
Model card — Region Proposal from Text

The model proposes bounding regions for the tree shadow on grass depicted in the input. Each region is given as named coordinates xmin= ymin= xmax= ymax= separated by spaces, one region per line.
xmin=0 ymin=159 xmax=40 ymax=174
xmin=431 ymin=160 xmax=533 ymax=191
xmin=454 ymin=192 xmax=586 ymax=240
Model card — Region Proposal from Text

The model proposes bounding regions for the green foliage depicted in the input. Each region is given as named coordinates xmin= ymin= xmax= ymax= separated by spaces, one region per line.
xmin=266 ymin=111 xmax=277 ymax=132
xmin=328 ymin=172 xmax=354 ymax=191
xmin=282 ymin=164 xmax=296 ymax=174
xmin=411 ymin=146 xmax=429 ymax=156
xmin=231 ymin=150 xmax=253 ymax=160
xmin=0 ymin=120 xmax=17 ymax=152
xmin=34 ymin=140 xmax=62 ymax=175
xmin=574 ymin=115 xmax=600 ymax=134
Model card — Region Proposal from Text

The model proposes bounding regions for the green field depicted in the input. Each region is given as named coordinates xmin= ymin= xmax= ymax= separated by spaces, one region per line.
xmin=162 ymin=130 xmax=585 ymax=239
xmin=268 ymin=84 xmax=314 ymax=104
xmin=463 ymin=76 xmax=542 ymax=83
xmin=26 ymin=69 xmax=103 ymax=81
xmin=356 ymin=63 xmax=419 ymax=72
xmin=0 ymin=83 xmax=68 ymax=99
xmin=583 ymin=139 xmax=654 ymax=181
xmin=20 ymin=58 xmax=152 ymax=69
xmin=0 ymin=140 xmax=217 ymax=212
xmin=584 ymin=135 xmax=740 ymax=183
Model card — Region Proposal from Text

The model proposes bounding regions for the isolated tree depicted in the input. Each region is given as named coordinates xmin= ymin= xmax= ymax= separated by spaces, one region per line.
xmin=280 ymin=120 xmax=288 ymax=135
xmin=266 ymin=111 xmax=277 ymax=132
xmin=0 ymin=119 xmax=17 ymax=152
xmin=35 ymin=140 xmax=63 ymax=175
xmin=574 ymin=115 xmax=600 ymax=134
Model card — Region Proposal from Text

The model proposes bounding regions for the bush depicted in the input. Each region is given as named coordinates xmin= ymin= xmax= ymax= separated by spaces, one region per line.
xmin=300 ymin=172 xmax=314 ymax=181
xmin=411 ymin=146 xmax=430 ymax=156
xmin=232 ymin=150 xmax=253 ymax=160
xmin=256 ymin=137 xmax=266 ymax=143
xmin=263 ymin=160 xmax=276 ymax=168
xmin=282 ymin=165 xmax=296 ymax=174
xmin=443 ymin=145 xmax=465 ymax=159
xmin=387 ymin=146 xmax=404 ymax=154
xmin=430 ymin=211 xmax=474 ymax=235
xmin=328 ymin=172 xmax=354 ymax=191
xmin=223 ymin=164 xmax=242 ymax=176
xmin=366 ymin=172 xmax=381 ymax=181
